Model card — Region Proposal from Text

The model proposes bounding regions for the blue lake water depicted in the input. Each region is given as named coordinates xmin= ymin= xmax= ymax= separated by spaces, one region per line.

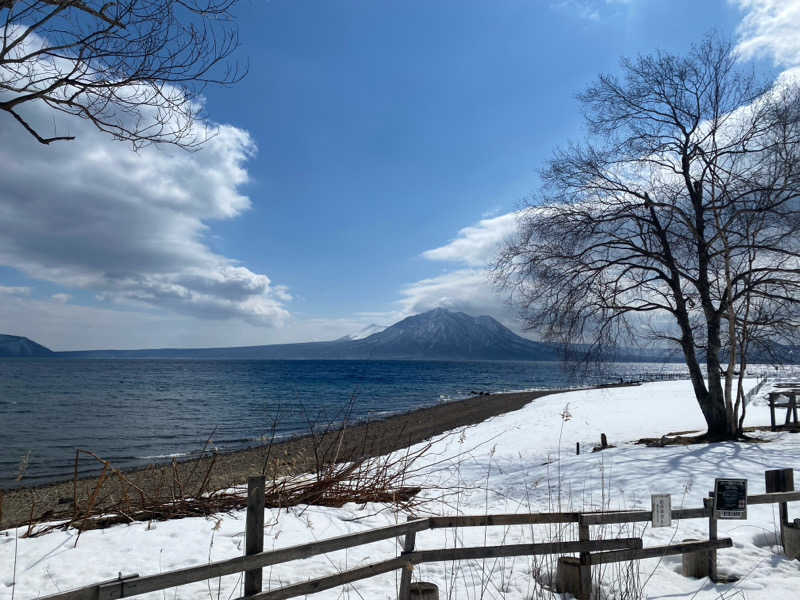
xmin=0 ymin=359 xmax=690 ymax=489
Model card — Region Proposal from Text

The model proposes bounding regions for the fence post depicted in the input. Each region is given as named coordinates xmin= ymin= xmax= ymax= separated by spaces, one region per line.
xmin=556 ymin=516 xmax=591 ymax=599
xmin=769 ymin=393 xmax=777 ymax=431
xmin=398 ymin=516 xmax=417 ymax=600
xmin=680 ymin=539 xmax=711 ymax=578
xmin=408 ymin=582 xmax=439 ymax=600
xmin=577 ymin=515 xmax=591 ymax=600
xmin=244 ymin=475 xmax=266 ymax=597
xmin=704 ymin=497 xmax=718 ymax=582
xmin=765 ymin=468 xmax=794 ymax=551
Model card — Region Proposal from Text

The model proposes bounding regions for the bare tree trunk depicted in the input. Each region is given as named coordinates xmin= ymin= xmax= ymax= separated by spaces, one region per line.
xmin=722 ymin=254 xmax=737 ymax=436
xmin=735 ymin=299 xmax=753 ymax=434
xmin=725 ymin=334 xmax=737 ymax=435
xmin=735 ymin=351 xmax=748 ymax=434
xmin=674 ymin=303 xmax=729 ymax=438
xmin=711 ymin=177 xmax=738 ymax=436
xmin=734 ymin=244 xmax=756 ymax=435
xmin=704 ymin=315 xmax=731 ymax=439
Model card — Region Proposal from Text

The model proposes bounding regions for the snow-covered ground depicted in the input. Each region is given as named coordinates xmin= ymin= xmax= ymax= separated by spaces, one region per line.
xmin=3 ymin=379 xmax=799 ymax=600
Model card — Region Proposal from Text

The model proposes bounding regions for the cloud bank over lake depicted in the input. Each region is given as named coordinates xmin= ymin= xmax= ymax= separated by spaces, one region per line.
xmin=0 ymin=95 xmax=291 ymax=328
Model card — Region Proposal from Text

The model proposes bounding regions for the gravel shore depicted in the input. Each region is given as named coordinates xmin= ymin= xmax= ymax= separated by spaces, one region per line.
xmin=0 ymin=389 xmax=564 ymax=530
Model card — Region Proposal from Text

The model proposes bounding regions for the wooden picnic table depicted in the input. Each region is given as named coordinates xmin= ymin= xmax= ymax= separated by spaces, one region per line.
xmin=768 ymin=389 xmax=800 ymax=431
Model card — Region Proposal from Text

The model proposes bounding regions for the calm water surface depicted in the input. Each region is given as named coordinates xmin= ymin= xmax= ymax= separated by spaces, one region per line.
xmin=0 ymin=359 xmax=689 ymax=488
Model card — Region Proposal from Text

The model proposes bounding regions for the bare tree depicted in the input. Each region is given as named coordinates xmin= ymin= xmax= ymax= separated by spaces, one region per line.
xmin=494 ymin=38 xmax=800 ymax=439
xmin=0 ymin=0 xmax=244 ymax=147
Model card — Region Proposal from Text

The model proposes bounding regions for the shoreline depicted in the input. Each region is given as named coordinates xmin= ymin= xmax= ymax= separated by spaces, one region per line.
xmin=0 ymin=388 xmax=575 ymax=530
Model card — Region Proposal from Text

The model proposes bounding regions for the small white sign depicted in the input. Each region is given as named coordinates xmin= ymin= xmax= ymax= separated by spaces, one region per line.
xmin=651 ymin=494 xmax=672 ymax=528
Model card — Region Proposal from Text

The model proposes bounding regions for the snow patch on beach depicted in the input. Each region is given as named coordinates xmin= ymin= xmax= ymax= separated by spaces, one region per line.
xmin=3 ymin=379 xmax=799 ymax=600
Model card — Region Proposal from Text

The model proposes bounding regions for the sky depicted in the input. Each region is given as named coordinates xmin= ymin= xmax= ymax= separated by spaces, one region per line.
xmin=0 ymin=0 xmax=798 ymax=350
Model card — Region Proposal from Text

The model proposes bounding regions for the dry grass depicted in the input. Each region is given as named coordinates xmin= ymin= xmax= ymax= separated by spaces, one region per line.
xmin=21 ymin=419 xmax=438 ymax=538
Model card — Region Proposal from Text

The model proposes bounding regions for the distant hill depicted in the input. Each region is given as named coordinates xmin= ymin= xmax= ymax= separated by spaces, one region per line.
xmin=0 ymin=334 xmax=54 ymax=357
xmin=59 ymin=340 xmax=345 ymax=360
xmin=55 ymin=309 xmax=561 ymax=361
xmin=10 ymin=308 xmax=715 ymax=362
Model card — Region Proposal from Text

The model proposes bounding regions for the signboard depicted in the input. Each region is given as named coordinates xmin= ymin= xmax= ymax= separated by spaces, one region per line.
xmin=651 ymin=494 xmax=671 ymax=528
xmin=714 ymin=478 xmax=748 ymax=520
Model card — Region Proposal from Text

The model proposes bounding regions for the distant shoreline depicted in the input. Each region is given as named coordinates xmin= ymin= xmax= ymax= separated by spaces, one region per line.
xmin=1 ymin=387 xmax=575 ymax=530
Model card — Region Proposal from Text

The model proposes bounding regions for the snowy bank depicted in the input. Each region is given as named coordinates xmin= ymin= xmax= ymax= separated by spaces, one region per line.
xmin=2 ymin=379 xmax=799 ymax=600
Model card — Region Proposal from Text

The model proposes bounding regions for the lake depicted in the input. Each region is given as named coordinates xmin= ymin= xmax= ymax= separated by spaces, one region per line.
xmin=0 ymin=358 xmax=689 ymax=489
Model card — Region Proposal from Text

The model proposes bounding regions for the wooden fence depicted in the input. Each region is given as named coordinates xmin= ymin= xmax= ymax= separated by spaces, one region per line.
xmin=38 ymin=471 xmax=800 ymax=600
xmin=768 ymin=388 xmax=800 ymax=430
xmin=744 ymin=375 xmax=769 ymax=407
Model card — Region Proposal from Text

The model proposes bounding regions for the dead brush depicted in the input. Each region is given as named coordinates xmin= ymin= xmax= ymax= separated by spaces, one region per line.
xmin=21 ymin=426 xmax=436 ymax=538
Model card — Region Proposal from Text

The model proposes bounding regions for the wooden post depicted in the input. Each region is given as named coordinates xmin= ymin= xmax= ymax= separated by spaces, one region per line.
xmin=554 ymin=516 xmax=592 ymax=599
xmin=703 ymin=497 xmax=718 ymax=582
xmin=244 ymin=475 xmax=266 ymax=597
xmin=577 ymin=515 xmax=591 ymax=600
xmin=785 ymin=524 xmax=800 ymax=559
xmin=398 ymin=517 xmax=417 ymax=600
xmin=769 ymin=393 xmax=777 ymax=431
xmin=408 ymin=582 xmax=439 ymax=600
xmin=681 ymin=539 xmax=711 ymax=578
xmin=765 ymin=468 xmax=794 ymax=551
xmin=556 ymin=557 xmax=583 ymax=597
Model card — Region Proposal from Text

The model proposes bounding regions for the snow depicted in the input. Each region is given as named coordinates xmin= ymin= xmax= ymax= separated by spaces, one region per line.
xmin=3 ymin=379 xmax=799 ymax=600
xmin=338 ymin=324 xmax=387 ymax=341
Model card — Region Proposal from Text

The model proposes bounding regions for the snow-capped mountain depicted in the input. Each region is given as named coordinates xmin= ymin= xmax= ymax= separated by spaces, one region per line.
xmin=348 ymin=308 xmax=558 ymax=360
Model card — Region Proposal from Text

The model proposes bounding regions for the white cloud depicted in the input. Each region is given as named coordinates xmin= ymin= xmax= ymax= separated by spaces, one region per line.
xmin=733 ymin=0 xmax=800 ymax=67
xmin=0 ymin=285 xmax=31 ymax=297
xmin=551 ymin=0 xmax=636 ymax=22
xmin=399 ymin=268 xmax=510 ymax=315
xmin=398 ymin=211 xmax=533 ymax=334
xmin=0 ymin=90 xmax=290 ymax=327
xmin=50 ymin=293 xmax=71 ymax=303
xmin=422 ymin=213 xmax=519 ymax=267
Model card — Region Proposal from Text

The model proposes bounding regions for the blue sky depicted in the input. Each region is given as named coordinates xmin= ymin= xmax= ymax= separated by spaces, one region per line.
xmin=206 ymin=0 xmax=741 ymax=313
xmin=0 ymin=0 xmax=797 ymax=349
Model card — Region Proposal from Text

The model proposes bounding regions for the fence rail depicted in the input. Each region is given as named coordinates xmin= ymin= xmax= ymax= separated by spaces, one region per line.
xmin=39 ymin=485 xmax=800 ymax=600
xmin=588 ymin=538 xmax=732 ymax=566
xmin=744 ymin=374 xmax=769 ymax=406
xmin=249 ymin=538 xmax=646 ymax=600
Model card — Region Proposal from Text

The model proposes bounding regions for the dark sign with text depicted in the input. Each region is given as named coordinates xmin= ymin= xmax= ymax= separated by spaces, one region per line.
xmin=714 ymin=478 xmax=747 ymax=520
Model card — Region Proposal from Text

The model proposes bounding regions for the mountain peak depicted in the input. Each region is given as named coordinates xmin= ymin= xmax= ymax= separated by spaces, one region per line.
xmin=393 ymin=308 xmax=505 ymax=331
xmin=351 ymin=308 xmax=554 ymax=360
